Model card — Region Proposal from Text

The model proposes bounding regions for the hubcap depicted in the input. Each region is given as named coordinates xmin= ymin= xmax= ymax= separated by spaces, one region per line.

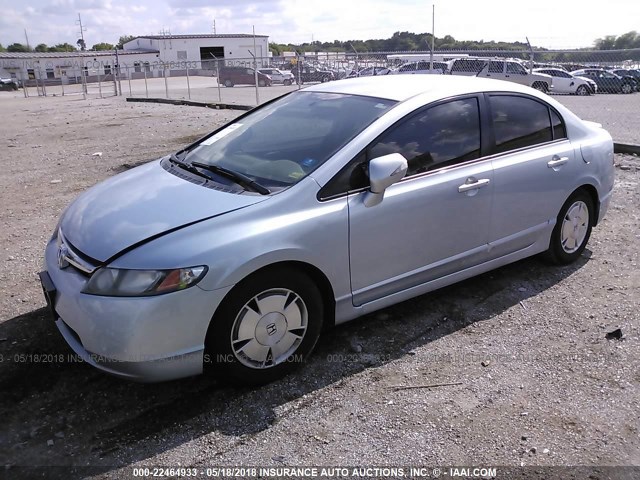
xmin=561 ymin=201 xmax=589 ymax=254
xmin=231 ymin=288 xmax=307 ymax=369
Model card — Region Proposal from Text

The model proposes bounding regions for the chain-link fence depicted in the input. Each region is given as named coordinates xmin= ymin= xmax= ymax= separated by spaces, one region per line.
xmin=13 ymin=48 xmax=640 ymax=104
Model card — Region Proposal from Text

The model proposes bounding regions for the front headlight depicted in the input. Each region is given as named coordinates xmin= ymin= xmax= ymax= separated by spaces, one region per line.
xmin=83 ymin=266 xmax=208 ymax=297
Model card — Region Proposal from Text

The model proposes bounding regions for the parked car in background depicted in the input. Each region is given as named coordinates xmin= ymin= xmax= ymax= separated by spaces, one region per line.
xmin=533 ymin=68 xmax=596 ymax=95
xmin=347 ymin=66 xmax=392 ymax=78
xmin=571 ymin=68 xmax=635 ymax=94
xmin=41 ymin=75 xmax=614 ymax=385
xmin=292 ymin=64 xmax=335 ymax=84
xmin=609 ymin=69 xmax=640 ymax=92
xmin=218 ymin=67 xmax=272 ymax=87
xmin=258 ymin=68 xmax=294 ymax=86
xmin=0 ymin=78 xmax=19 ymax=91
xmin=449 ymin=57 xmax=553 ymax=92
xmin=392 ymin=60 xmax=447 ymax=75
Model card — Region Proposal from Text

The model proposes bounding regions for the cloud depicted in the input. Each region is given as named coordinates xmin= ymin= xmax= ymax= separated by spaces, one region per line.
xmin=1 ymin=0 xmax=640 ymax=49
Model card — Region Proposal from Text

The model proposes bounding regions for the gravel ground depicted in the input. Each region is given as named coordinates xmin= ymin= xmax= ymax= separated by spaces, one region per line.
xmin=554 ymin=94 xmax=640 ymax=146
xmin=0 ymin=92 xmax=638 ymax=479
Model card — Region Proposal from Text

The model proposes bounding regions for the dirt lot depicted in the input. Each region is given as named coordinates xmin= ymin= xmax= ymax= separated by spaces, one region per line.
xmin=0 ymin=92 xmax=638 ymax=479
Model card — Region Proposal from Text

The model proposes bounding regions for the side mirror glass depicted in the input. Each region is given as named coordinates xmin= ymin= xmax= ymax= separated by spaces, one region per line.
xmin=363 ymin=153 xmax=408 ymax=207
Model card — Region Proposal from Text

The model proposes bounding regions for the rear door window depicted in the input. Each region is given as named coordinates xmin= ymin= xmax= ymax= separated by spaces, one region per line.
xmin=489 ymin=95 xmax=558 ymax=153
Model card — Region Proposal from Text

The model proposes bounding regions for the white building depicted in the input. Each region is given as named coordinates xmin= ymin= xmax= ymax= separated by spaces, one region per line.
xmin=0 ymin=34 xmax=270 ymax=83
xmin=123 ymin=34 xmax=270 ymax=67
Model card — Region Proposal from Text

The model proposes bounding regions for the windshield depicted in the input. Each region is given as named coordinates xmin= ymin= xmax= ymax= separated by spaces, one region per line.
xmin=183 ymin=91 xmax=395 ymax=190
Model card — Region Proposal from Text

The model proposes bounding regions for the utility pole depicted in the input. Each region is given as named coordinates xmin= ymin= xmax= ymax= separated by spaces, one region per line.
xmin=430 ymin=4 xmax=435 ymax=71
xmin=24 ymin=29 xmax=31 ymax=50
xmin=212 ymin=19 xmax=216 ymax=35
xmin=76 ymin=13 xmax=87 ymax=50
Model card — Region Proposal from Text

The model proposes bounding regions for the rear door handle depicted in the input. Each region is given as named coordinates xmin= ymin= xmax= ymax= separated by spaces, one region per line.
xmin=458 ymin=178 xmax=490 ymax=193
xmin=547 ymin=156 xmax=569 ymax=168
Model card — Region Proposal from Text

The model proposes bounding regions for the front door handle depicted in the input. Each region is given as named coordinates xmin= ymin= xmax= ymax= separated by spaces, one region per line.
xmin=547 ymin=156 xmax=569 ymax=169
xmin=458 ymin=177 xmax=490 ymax=193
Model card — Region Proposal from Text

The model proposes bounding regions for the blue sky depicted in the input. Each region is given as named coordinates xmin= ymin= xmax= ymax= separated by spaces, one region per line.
xmin=1 ymin=0 xmax=638 ymax=49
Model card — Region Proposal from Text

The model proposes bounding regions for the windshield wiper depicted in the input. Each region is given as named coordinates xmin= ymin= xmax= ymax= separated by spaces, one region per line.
xmin=168 ymin=153 xmax=211 ymax=179
xmin=191 ymin=161 xmax=271 ymax=195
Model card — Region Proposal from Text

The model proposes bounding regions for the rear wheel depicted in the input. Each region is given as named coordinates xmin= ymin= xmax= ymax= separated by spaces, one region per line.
xmin=321 ymin=76 xmax=330 ymax=83
xmin=543 ymin=191 xmax=594 ymax=265
xmin=204 ymin=268 xmax=324 ymax=385
xmin=258 ymin=79 xmax=266 ymax=87
xmin=621 ymin=83 xmax=633 ymax=94
xmin=223 ymin=79 xmax=233 ymax=87
xmin=532 ymin=82 xmax=549 ymax=93
xmin=284 ymin=79 xmax=292 ymax=86
xmin=576 ymin=85 xmax=589 ymax=96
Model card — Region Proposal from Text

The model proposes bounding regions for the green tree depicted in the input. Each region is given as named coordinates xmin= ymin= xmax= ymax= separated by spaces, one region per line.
xmin=0 ymin=44 xmax=7 ymax=52
xmin=269 ymin=42 xmax=282 ymax=56
xmin=117 ymin=35 xmax=136 ymax=49
xmin=595 ymin=31 xmax=640 ymax=50
xmin=34 ymin=43 xmax=49 ymax=52
xmin=77 ymin=38 xmax=86 ymax=50
xmin=48 ymin=43 xmax=76 ymax=52
xmin=7 ymin=43 xmax=30 ymax=52
xmin=92 ymin=42 xmax=115 ymax=51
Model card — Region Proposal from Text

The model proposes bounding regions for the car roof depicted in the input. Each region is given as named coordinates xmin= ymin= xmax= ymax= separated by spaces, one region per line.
xmin=304 ymin=74 xmax=541 ymax=102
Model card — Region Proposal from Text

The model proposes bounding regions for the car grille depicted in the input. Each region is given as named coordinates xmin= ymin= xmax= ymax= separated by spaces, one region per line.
xmin=56 ymin=229 xmax=100 ymax=275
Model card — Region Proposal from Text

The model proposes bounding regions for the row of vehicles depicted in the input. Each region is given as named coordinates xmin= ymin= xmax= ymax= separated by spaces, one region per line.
xmin=347 ymin=58 xmax=640 ymax=96
xmin=218 ymin=59 xmax=640 ymax=96
xmin=217 ymin=65 xmax=330 ymax=87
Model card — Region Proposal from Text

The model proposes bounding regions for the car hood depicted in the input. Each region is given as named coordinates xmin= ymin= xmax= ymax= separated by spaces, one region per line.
xmin=60 ymin=159 xmax=269 ymax=262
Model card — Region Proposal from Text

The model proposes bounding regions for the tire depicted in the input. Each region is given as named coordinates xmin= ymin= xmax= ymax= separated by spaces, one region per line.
xmin=258 ymin=79 xmax=266 ymax=87
xmin=321 ymin=76 xmax=330 ymax=83
xmin=204 ymin=267 xmax=324 ymax=385
xmin=223 ymin=79 xmax=233 ymax=87
xmin=621 ymin=83 xmax=633 ymax=94
xmin=543 ymin=191 xmax=594 ymax=265
xmin=284 ymin=79 xmax=292 ymax=86
xmin=532 ymin=82 xmax=548 ymax=93
xmin=576 ymin=85 xmax=589 ymax=96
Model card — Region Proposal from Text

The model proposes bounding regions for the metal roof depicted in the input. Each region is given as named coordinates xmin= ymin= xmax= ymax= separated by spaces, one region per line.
xmin=132 ymin=34 xmax=268 ymax=40
xmin=0 ymin=49 xmax=158 ymax=59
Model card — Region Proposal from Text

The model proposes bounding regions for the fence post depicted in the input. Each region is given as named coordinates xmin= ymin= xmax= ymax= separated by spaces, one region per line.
xmin=186 ymin=64 xmax=191 ymax=100
xmin=81 ymin=70 xmax=87 ymax=100
xmin=164 ymin=63 xmax=170 ymax=98
xmin=144 ymin=68 xmax=148 ymax=98
xmin=98 ymin=71 xmax=103 ymax=98
xmin=43 ymin=68 xmax=48 ymax=97
xmin=127 ymin=66 xmax=132 ymax=96
xmin=20 ymin=71 xmax=28 ymax=98
xmin=115 ymin=48 xmax=122 ymax=96
xmin=60 ymin=75 xmax=65 ymax=96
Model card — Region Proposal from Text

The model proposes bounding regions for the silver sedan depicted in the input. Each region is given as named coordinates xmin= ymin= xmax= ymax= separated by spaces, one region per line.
xmin=40 ymin=75 xmax=615 ymax=384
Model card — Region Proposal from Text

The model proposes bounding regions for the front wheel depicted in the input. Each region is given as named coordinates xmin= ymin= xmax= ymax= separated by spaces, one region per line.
xmin=621 ymin=83 xmax=633 ymax=94
xmin=321 ymin=76 xmax=330 ymax=83
xmin=543 ymin=191 xmax=594 ymax=265
xmin=283 ymin=79 xmax=292 ymax=86
xmin=223 ymin=79 xmax=233 ymax=87
xmin=258 ymin=79 xmax=266 ymax=87
xmin=576 ymin=85 xmax=589 ymax=96
xmin=204 ymin=268 xmax=324 ymax=385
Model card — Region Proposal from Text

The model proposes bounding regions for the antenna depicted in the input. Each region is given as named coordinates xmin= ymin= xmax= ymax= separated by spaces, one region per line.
xmin=212 ymin=19 xmax=216 ymax=35
xmin=158 ymin=27 xmax=172 ymax=49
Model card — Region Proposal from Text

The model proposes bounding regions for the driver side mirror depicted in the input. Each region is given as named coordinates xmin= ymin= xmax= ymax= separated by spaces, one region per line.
xmin=363 ymin=153 xmax=408 ymax=207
